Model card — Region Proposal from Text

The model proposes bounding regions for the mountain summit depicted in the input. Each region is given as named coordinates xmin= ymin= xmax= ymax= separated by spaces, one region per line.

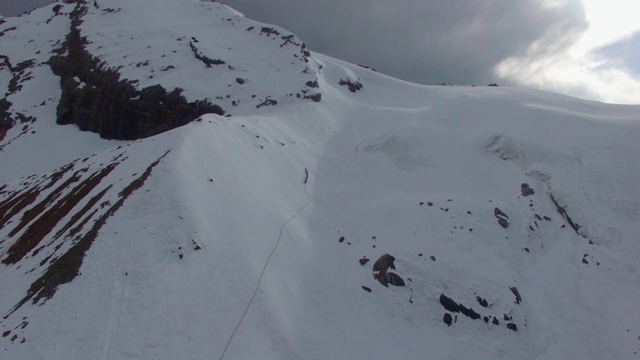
xmin=1 ymin=1 xmax=639 ymax=359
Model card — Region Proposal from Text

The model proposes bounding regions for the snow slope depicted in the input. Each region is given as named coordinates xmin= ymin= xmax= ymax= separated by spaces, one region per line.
xmin=1 ymin=1 xmax=640 ymax=359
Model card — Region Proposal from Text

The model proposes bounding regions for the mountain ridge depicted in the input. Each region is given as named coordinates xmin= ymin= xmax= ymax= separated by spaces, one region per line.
xmin=1 ymin=1 xmax=639 ymax=359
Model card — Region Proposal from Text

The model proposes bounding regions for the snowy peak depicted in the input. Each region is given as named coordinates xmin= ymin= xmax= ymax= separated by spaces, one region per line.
xmin=1 ymin=1 xmax=640 ymax=360
xmin=0 ymin=0 xmax=320 ymax=141
xmin=74 ymin=0 xmax=320 ymax=112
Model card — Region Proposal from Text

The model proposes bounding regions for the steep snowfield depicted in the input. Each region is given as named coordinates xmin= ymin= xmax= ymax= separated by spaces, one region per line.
xmin=1 ymin=1 xmax=640 ymax=359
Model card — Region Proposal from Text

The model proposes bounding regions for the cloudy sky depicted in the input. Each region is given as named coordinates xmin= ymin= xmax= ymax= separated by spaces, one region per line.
xmin=2 ymin=0 xmax=639 ymax=104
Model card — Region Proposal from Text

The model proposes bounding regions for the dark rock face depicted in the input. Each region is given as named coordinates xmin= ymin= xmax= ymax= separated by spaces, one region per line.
xmin=443 ymin=313 xmax=453 ymax=326
xmin=0 ymin=123 xmax=10 ymax=143
xmin=506 ymin=323 xmax=518 ymax=331
xmin=48 ymin=2 xmax=224 ymax=140
xmin=521 ymin=183 xmax=535 ymax=197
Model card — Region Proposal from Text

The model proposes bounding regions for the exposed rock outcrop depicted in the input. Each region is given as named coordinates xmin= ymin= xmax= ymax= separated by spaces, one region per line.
xmin=374 ymin=272 xmax=405 ymax=287
xmin=372 ymin=254 xmax=405 ymax=287
xmin=48 ymin=2 xmax=224 ymax=140
xmin=439 ymin=294 xmax=481 ymax=320
xmin=373 ymin=253 xmax=396 ymax=272
xmin=494 ymin=207 xmax=510 ymax=228
xmin=339 ymin=78 xmax=363 ymax=93
xmin=521 ymin=183 xmax=535 ymax=197
xmin=443 ymin=313 xmax=453 ymax=326
xmin=509 ymin=286 xmax=522 ymax=304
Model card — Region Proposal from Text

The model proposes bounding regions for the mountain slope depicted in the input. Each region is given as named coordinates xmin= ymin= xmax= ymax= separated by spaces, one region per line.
xmin=1 ymin=1 xmax=640 ymax=359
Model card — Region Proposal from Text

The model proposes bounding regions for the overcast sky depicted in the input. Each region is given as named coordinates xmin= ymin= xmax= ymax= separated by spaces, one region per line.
xmin=2 ymin=0 xmax=639 ymax=104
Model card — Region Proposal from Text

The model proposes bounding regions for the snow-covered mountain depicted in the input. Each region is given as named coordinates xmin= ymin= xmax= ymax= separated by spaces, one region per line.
xmin=1 ymin=1 xmax=640 ymax=359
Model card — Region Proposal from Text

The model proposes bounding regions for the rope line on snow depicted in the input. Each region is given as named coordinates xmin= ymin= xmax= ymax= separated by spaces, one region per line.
xmin=219 ymin=169 xmax=312 ymax=360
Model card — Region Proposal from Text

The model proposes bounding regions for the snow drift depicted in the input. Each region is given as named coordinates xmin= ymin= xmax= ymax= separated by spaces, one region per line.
xmin=1 ymin=1 xmax=639 ymax=359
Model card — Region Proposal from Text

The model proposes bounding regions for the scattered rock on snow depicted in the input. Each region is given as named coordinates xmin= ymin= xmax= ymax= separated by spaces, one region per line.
xmin=439 ymin=294 xmax=481 ymax=320
xmin=361 ymin=286 xmax=372 ymax=293
xmin=256 ymin=98 xmax=277 ymax=108
xmin=509 ymin=287 xmax=522 ymax=304
xmin=494 ymin=207 xmax=509 ymax=219
xmin=374 ymin=272 xmax=405 ymax=287
xmin=373 ymin=254 xmax=396 ymax=273
xmin=372 ymin=254 xmax=405 ymax=287
xmin=338 ymin=78 xmax=363 ymax=93
xmin=494 ymin=207 xmax=510 ymax=228
xmin=385 ymin=272 xmax=405 ymax=286
xmin=444 ymin=313 xmax=453 ymax=326
xmin=476 ymin=296 xmax=489 ymax=308
xmin=521 ymin=183 xmax=535 ymax=197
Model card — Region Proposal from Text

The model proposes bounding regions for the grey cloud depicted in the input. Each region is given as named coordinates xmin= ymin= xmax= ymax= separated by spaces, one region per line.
xmin=221 ymin=0 xmax=588 ymax=85
xmin=596 ymin=31 xmax=640 ymax=76
xmin=0 ymin=0 xmax=588 ymax=87
xmin=0 ymin=0 xmax=55 ymax=17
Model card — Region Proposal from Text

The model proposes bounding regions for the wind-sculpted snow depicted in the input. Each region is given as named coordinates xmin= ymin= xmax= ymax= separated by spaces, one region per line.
xmin=0 ymin=2 xmax=640 ymax=360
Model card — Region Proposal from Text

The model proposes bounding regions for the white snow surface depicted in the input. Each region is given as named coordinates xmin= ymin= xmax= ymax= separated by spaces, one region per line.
xmin=0 ymin=1 xmax=640 ymax=359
